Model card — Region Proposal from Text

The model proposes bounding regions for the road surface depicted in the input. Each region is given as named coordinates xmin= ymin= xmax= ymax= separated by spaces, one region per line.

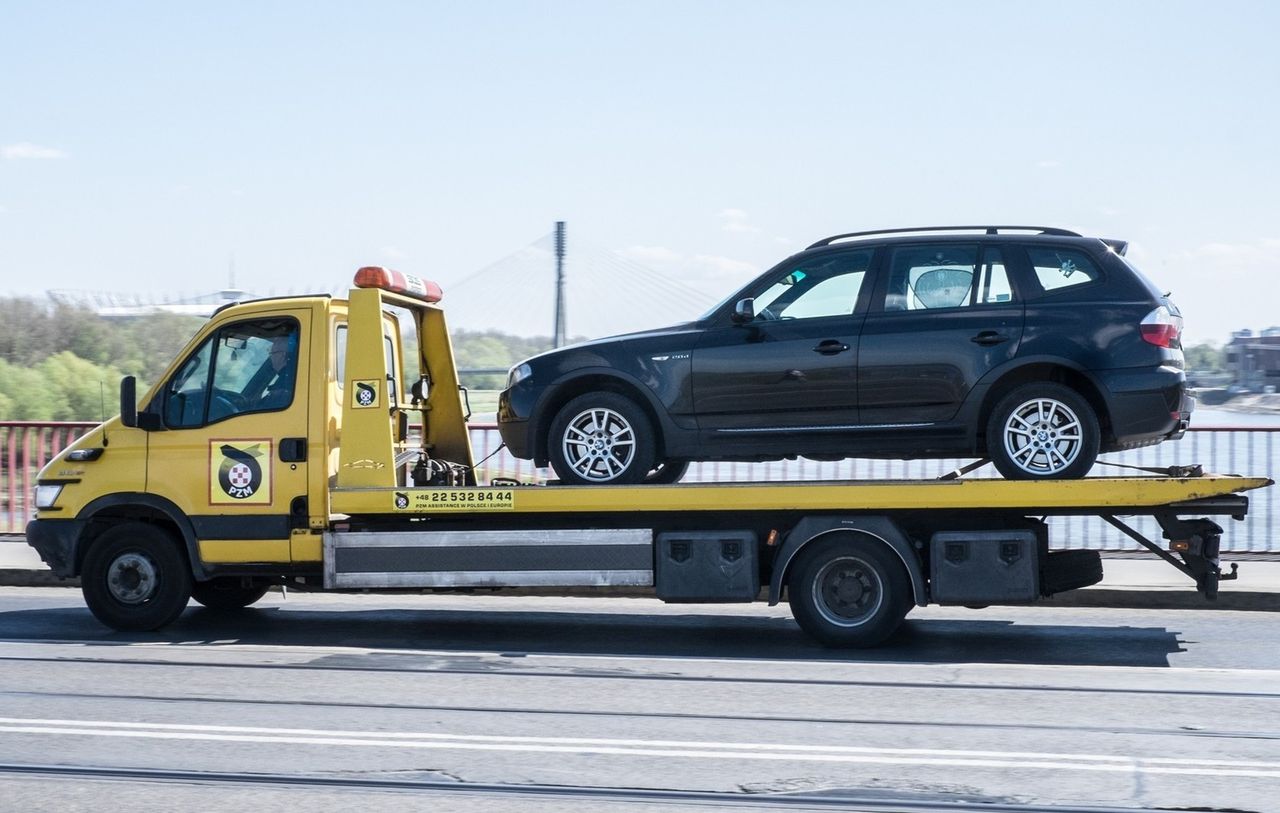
xmin=0 ymin=587 xmax=1276 ymax=812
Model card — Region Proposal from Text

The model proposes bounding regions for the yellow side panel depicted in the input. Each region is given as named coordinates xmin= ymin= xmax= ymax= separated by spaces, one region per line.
xmin=289 ymin=531 xmax=323 ymax=562
xmin=199 ymin=539 xmax=291 ymax=564
xmin=336 ymin=288 xmax=396 ymax=488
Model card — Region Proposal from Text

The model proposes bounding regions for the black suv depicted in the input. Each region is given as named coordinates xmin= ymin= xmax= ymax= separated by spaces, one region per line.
xmin=497 ymin=226 xmax=1191 ymax=484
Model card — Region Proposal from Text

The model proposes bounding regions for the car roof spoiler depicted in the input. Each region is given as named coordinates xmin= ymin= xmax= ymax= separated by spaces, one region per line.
xmin=1101 ymin=238 xmax=1129 ymax=256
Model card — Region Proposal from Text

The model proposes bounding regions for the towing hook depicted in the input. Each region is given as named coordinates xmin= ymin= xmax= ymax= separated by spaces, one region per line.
xmin=1219 ymin=562 xmax=1240 ymax=582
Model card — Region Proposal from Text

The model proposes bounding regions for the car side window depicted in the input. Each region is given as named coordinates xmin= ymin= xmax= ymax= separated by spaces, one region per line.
xmin=884 ymin=245 xmax=980 ymax=311
xmin=163 ymin=318 xmax=299 ymax=428
xmin=752 ymin=250 xmax=871 ymax=321
xmin=975 ymin=248 xmax=1015 ymax=304
xmin=1027 ymin=247 xmax=1101 ymax=292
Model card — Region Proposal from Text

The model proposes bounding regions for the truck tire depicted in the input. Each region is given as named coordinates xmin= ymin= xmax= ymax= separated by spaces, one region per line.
xmin=1041 ymin=549 xmax=1104 ymax=595
xmin=81 ymin=522 xmax=192 ymax=632
xmin=548 ymin=392 xmax=657 ymax=485
xmin=787 ymin=535 xmax=912 ymax=648
xmin=986 ymin=383 xmax=1100 ymax=480
xmin=192 ymin=579 xmax=271 ymax=610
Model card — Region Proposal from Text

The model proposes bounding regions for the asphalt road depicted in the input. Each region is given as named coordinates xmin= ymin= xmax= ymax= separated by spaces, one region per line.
xmin=0 ymin=587 xmax=1277 ymax=812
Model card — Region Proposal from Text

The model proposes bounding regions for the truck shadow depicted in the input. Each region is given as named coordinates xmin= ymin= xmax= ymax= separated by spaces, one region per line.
xmin=1 ymin=601 xmax=1186 ymax=668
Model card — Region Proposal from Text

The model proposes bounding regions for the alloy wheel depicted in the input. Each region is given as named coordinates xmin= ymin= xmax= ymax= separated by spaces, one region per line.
xmin=1002 ymin=397 xmax=1084 ymax=477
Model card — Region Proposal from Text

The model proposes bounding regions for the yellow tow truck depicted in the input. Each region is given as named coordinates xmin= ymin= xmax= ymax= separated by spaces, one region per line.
xmin=25 ymin=269 xmax=1273 ymax=646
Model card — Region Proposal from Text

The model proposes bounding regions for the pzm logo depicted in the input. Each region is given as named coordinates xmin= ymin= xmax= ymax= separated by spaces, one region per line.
xmin=218 ymin=444 xmax=264 ymax=500
xmin=356 ymin=382 xmax=377 ymax=406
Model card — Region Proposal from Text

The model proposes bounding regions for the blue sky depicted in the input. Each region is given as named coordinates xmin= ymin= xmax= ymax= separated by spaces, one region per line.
xmin=2 ymin=1 xmax=1277 ymax=342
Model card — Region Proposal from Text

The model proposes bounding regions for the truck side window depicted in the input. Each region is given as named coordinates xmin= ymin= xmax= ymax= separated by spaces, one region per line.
xmin=163 ymin=318 xmax=300 ymax=428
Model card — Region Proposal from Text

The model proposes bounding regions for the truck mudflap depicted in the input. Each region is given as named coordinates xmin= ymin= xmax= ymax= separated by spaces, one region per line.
xmin=1101 ymin=513 xmax=1237 ymax=599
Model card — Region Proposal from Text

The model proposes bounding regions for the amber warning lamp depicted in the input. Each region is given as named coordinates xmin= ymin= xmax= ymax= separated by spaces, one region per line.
xmin=354 ymin=266 xmax=444 ymax=303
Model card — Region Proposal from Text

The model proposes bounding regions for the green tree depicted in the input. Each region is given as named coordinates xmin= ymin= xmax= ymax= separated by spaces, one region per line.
xmin=1185 ymin=342 xmax=1225 ymax=371
xmin=0 ymin=358 xmax=55 ymax=420
xmin=35 ymin=353 xmax=126 ymax=421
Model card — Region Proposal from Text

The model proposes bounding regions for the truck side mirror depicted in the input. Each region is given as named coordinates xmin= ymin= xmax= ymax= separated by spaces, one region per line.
xmin=731 ymin=298 xmax=755 ymax=324
xmin=120 ymin=376 xmax=138 ymax=427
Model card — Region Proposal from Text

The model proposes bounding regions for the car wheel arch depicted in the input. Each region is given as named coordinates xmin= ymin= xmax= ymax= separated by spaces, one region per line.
xmin=74 ymin=493 xmax=205 ymax=580
xmin=531 ymin=370 xmax=670 ymax=463
xmin=973 ymin=359 xmax=1113 ymax=451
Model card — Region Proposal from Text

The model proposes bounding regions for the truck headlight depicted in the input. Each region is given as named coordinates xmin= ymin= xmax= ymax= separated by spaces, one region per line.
xmin=507 ymin=363 xmax=532 ymax=388
xmin=35 ymin=485 xmax=63 ymax=509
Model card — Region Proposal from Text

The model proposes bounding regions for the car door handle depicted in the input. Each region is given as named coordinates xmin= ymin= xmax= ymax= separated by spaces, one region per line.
xmin=970 ymin=331 xmax=1009 ymax=346
xmin=812 ymin=340 xmax=850 ymax=355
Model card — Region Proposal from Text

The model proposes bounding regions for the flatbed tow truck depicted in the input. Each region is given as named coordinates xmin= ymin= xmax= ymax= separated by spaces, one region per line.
xmin=25 ymin=269 xmax=1273 ymax=647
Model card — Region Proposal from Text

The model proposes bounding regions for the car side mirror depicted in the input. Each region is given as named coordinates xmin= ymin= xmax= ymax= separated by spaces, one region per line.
xmin=120 ymin=376 xmax=137 ymax=427
xmin=732 ymin=298 xmax=755 ymax=325
xmin=120 ymin=375 xmax=163 ymax=431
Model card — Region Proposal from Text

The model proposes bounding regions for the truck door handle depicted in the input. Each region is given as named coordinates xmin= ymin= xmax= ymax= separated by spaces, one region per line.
xmin=812 ymin=340 xmax=850 ymax=355
xmin=970 ymin=331 xmax=1009 ymax=346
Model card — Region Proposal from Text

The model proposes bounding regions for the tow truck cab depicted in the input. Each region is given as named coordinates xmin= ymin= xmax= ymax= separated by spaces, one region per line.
xmin=25 ymin=268 xmax=1271 ymax=647
xmin=27 ymin=268 xmax=473 ymax=577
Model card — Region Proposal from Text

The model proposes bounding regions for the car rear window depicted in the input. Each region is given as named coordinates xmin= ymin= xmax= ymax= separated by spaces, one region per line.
xmin=1027 ymin=247 xmax=1102 ymax=292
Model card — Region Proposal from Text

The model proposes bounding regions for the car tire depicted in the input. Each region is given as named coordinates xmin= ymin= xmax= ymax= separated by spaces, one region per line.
xmin=644 ymin=459 xmax=689 ymax=485
xmin=191 ymin=579 xmax=272 ymax=611
xmin=786 ymin=535 xmax=912 ymax=648
xmin=81 ymin=522 xmax=193 ymax=632
xmin=986 ymin=383 xmax=1100 ymax=480
xmin=548 ymin=392 xmax=658 ymax=485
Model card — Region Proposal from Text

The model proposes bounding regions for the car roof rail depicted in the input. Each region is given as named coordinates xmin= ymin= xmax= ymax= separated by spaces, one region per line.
xmin=807 ymin=225 xmax=1083 ymax=249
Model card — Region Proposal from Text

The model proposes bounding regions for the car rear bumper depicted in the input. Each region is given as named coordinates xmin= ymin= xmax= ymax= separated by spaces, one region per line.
xmin=1097 ymin=365 xmax=1192 ymax=448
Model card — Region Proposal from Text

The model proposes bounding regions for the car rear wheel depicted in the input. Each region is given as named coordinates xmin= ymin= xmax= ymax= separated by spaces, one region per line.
xmin=987 ymin=383 xmax=1100 ymax=480
xmin=548 ymin=392 xmax=657 ymax=485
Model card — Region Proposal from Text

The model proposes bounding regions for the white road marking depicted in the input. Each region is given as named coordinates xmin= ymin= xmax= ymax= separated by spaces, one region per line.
xmin=0 ymin=717 xmax=1277 ymax=778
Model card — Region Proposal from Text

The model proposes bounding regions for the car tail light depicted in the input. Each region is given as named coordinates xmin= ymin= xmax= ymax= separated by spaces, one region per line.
xmin=1140 ymin=306 xmax=1182 ymax=348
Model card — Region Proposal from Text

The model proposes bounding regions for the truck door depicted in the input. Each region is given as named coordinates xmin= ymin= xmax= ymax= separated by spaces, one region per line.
xmin=145 ymin=309 xmax=311 ymax=565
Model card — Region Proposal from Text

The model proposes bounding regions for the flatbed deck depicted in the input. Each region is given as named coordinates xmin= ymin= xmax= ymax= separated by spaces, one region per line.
xmin=330 ymin=474 xmax=1273 ymax=517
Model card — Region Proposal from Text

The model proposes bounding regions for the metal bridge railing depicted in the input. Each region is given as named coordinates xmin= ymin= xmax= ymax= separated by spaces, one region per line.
xmin=3 ymin=421 xmax=1276 ymax=552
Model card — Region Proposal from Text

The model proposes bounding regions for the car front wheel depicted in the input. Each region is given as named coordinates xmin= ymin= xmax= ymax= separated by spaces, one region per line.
xmin=548 ymin=392 xmax=657 ymax=485
xmin=986 ymin=383 xmax=1100 ymax=480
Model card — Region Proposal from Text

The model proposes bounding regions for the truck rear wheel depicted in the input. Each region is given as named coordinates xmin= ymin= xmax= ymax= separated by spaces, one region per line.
xmin=787 ymin=535 xmax=911 ymax=648
xmin=81 ymin=522 xmax=192 ymax=632
xmin=192 ymin=579 xmax=271 ymax=610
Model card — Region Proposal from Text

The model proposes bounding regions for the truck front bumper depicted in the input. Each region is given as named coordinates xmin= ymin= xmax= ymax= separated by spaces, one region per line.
xmin=25 ymin=518 xmax=84 ymax=578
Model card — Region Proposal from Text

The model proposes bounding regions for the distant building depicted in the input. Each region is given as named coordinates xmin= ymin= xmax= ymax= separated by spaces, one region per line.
xmin=1226 ymin=328 xmax=1280 ymax=390
xmin=48 ymin=288 xmax=257 ymax=318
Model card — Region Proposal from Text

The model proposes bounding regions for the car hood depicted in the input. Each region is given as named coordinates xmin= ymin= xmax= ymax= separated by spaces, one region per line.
xmin=520 ymin=321 xmax=702 ymax=366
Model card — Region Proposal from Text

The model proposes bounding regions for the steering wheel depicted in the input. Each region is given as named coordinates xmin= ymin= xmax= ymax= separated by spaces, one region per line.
xmin=209 ymin=389 xmax=249 ymax=419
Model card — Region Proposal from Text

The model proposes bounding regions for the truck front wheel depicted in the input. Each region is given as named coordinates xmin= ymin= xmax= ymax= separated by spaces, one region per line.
xmin=81 ymin=523 xmax=192 ymax=631
xmin=786 ymin=535 xmax=912 ymax=648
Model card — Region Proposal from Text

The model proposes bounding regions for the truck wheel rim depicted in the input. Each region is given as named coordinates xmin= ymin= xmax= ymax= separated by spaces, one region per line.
xmin=561 ymin=407 xmax=637 ymax=482
xmin=812 ymin=555 xmax=883 ymax=627
xmin=107 ymin=552 xmax=159 ymax=605
xmin=1003 ymin=398 xmax=1082 ymax=476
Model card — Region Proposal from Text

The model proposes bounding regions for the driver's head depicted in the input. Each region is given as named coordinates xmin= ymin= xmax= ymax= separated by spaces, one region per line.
xmin=269 ymin=336 xmax=291 ymax=372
